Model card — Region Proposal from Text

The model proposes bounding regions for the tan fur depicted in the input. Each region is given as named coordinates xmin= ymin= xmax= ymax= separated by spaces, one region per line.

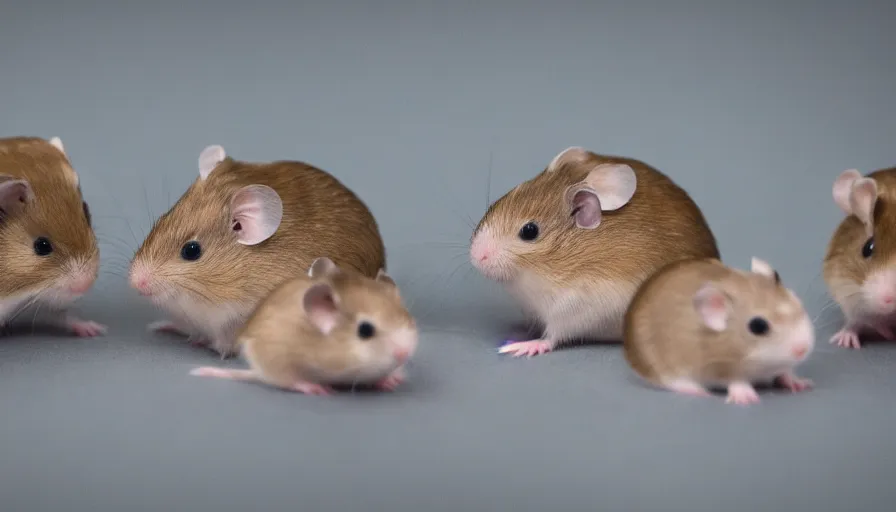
xmin=0 ymin=136 xmax=97 ymax=300
xmin=623 ymin=258 xmax=811 ymax=387
xmin=823 ymin=166 xmax=896 ymax=322
xmin=131 ymin=155 xmax=386 ymax=353
xmin=474 ymin=149 xmax=719 ymax=343
xmin=238 ymin=266 xmax=416 ymax=388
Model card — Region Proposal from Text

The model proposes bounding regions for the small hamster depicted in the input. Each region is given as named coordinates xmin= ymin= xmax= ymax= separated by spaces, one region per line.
xmin=0 ymin=136 xmax=104 ymax=336
xmin=623 ymin=257 xmax=815 ymax=405
xmin=190 ymin=257 xmax=417 ymax=394
xmin=824 ymin=167 xmax=896 ymax=349
xmin=470 ymin=146 xmax=720 ymax=357
xmin=129 ymin=144 xmax=386 ymax=358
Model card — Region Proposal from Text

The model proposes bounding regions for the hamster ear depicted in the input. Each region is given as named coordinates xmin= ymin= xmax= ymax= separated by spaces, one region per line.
xmin=376 ymin=268 xmax=397 ymax=287
xmin=581 ymin=163 xmax=637 ymax=211
xmin=308 ymin=257 xmax=339 ymax=278
xmin=230 ymin=185 xmax=283 ymax=245
xmin=198 ymin=144 xmax=226 ymax=180
xmin=693 ymin=283 xmax=730 ymax=332
xmin=564 ymin=187 xmax=602 ymax=229
xmin=0 ymin=176 xmax=35 ymax=218
xmin=48 ymin=136 xmax=65 ymax=155
xmin=750 ymin=256 xmax=779 ymax=282
xmin=832 ymin=169 xmax=863 ymax=214
xmin=303 ymin=283 xmax=341 ymax=335
xmin=546 ymin=146 xmax=590 ymax=173
xmin=849 ymin=177 xmax=878 ymax=234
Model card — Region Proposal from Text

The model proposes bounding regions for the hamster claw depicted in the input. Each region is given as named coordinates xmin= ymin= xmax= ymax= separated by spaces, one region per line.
xmin=289 ymin=381 xmax=334 ymax=396
xmin=375 ymin=368 xmax=406 ymax=392
xmin=774 ymin=373 xmax=813 ymax=393
xmin=147 ymin=320 xmax=190 ymax=337
xmin=829 ymin=328 xmax=861 ymax=349
xmin=66 ymin=319 xmax=107 ymax=337
xmin=725 ymin=382 xmax=760 ymax=405
xmin=498 ymin=339 xmax=555 ymax=358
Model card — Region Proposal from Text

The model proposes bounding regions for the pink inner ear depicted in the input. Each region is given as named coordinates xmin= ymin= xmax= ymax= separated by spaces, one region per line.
xmin=303 ymin=284 xmax=340 ymax=334
xmin=694 ymin=285 xmax=728 ymax=332
xmin=0 ymin=179 xmax=33 ymax=213
xmin=571 ymin=189 xmax=602 ymax=229
xmin=230 ymin=185 xmax=283 ymax=246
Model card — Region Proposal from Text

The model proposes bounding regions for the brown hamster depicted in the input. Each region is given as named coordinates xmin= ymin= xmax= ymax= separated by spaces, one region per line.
xmin=189 ymin=257 xmax=417 ymax=394
xmin=623 ymin=257 xmax=815 ymax=405
xmin=469 ymin=146 xmax=719 ymax=357
xmin=0 ymin=136 xmax=104 ymax=336
xmin=128 ymin=144 xmax=385 ymax=358
xmin=824 ymin=167 xmax=896 ymax=349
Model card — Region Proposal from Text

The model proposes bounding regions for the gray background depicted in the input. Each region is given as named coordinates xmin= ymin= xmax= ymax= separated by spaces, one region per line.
xmin=1 ymin=0 xmax=895 ymax=510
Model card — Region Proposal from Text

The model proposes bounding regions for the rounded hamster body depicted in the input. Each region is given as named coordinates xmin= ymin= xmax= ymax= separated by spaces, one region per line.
xmin=623 ymin=257 xmax=815 ymax=405
xmin=190 ymin=257 xmax=418 ymax=394
xmin=824 ymin=167 xmax=896 ymax=349
xmin=0 ymin=136 xmax=104 ymax=336
xmin=469 ymin=146 xmax=720 ymax=357
xmin=129 ymin=145 xmax=385 ymax=357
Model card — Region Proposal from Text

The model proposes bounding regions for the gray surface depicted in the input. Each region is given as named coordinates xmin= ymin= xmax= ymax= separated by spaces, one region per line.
xmin=1 ymin=0 xmax=895 ymax=510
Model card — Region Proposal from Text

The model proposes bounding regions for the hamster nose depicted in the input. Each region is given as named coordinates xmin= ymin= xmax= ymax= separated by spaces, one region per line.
xmin=393 ymin=347 xmax=410 ymax=363
xmin=69 ymin=277 xmax=94 ymax=295
xmin=791 ymin=343 xmax=810 ymax=359
xmin=883 ymin=295 xmax=895 ymax=305
xmin=129 ymin=273 xmax=153 ymax=296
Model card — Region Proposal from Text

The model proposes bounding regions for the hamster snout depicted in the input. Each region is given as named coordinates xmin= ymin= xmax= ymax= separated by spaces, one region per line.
xmin=859 ymin=267 xmax=896 ymax=315
xmin=469 ymin=225 xmax=513 ymax=281
xmin=387 ymin=326 xmax=418 ymax=364
xmin=128 ymin=261 xmax=159 ymax=298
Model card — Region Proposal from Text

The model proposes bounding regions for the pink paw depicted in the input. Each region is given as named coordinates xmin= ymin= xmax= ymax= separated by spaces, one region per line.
xmin=726 ymin=382 xmax=760 ymax=405
xmin=775 ymin=373 xmax=813 ymax=393
xmin=68 ymin=320 xmax=107 ymax=337
xmin=830 ymin=328 xmax=861 ymax=349
xmin=498 ymin=339 xmax=554 ymax=358
xmin=291 ymin=381 xmax=333 ymax=396
xmin=375 ymin=372 xmax=405 ymax=392
xmin=666 ymin=379 xmax=711 ymax=397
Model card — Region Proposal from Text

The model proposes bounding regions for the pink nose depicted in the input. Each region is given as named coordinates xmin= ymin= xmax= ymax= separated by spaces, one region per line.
xmin=130 ymin=272 xmax=153 ymax=296
xmin=69 ymin=278 xmax=93 ymax=294
xmin=883 ymin=295 xmax=895 ymax=305
xmin=791 ymin=343 xmax=810 ymax=358
xmin=393 ymin=347 xmax=410 ymax=363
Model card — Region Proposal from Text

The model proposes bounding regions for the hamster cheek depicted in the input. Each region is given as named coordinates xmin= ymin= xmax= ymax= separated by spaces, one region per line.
xmin=860 ymin=268 xmax=896 ymax=316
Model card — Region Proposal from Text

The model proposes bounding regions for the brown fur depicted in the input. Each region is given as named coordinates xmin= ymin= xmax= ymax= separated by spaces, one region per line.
xmin=0 ymin=136 xmax=97 ymax=297
xmin=823 ymin=166 xmax=896 ymax=296
xmin=133 ymin=157 xmax=385 ymax=307
xmin=624 ymin=258 xmax=807 ymax=386
xmin=475 ymin=151 xmax=720 ymax=288
xmin=238 ymin=266 xmax=415 ymax=387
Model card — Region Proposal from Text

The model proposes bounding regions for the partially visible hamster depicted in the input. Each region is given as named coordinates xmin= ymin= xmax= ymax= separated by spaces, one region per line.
xmin=623 ymin=257 xmax=815 ymax=405
xmin=469 ymin=146 xmax=720 ymax=357
xmin=824 ymin=167 xmax=896 ymax=349
xmin=0 ymin=136 xmax=104 ymax=336
xmin=190 ymin=257 xmax=418 ymax=394
xmin=129 ymin=145 xmax=385 ymax=357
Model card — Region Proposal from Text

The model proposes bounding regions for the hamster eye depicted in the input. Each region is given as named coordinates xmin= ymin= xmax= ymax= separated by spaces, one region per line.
xmin=357 ymin=321 xmax=375 ymax=340
xmin=180 ymin=240 xmax=202 ymax=261
xmin=33 ymin=237 xmax=53 ymax=257
xmin=518 ymin=222 xmax=539 ymax=241
xmin=747 ymin=317 xmax=770 ymax=336
xmin=862 ymin=237 xmax=874 ymax=258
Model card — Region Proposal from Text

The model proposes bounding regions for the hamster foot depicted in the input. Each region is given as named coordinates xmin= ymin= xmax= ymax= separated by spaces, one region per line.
xmin=190 ymin=367 xmax=255 ymax=381
xmin=289 ymin=381 xmax=334 ymax=396
xmin=830 ymin=328 xmax=861 ymax=349
xmin=148 ymin=320 xmax=191 ymax=337
xmin=66 ymin=319 xmax=107 ymax=337
xmin=498 ymin=339 xmax=555 ymax=358
xmin=665 ymin=379 xmax=711 ymax=397
xmin=375 ymin=368 xmax=406 ymax=391
xmin=725 ymin=381 xmax=760 ymax=405
xmin=774 ymin=372 xmax=813 ymax=393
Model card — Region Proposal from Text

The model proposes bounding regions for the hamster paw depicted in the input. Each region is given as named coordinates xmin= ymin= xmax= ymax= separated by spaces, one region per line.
xmin=725 ymin=382 xmax=760 ymax=405
xmin=67 ymin=319 xmax=107 ymax=337
xmin=375 ymin=369 xmax=406 ymax=392
xmin=665 ymin=379 xmax=711 ymax=397
xmin=830 ymin=328 xmax=861 ymax=349
xmin=774 ymin=373 xmax=813 ymax=393
xmin=498 ymin=339 xmax=555 ymax=358
xmin=290 ymin=381 xmax=334 ymax=396
xmin=148 ymin=320 xmax=191 ymax=337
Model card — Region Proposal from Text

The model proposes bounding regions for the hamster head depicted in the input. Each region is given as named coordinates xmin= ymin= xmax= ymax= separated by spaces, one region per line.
xmin=824 ymin=168 xmax=896 ymax=318
xmin=469 ymin=146 xmax=636 ymax=282
xmin=694 ymin=257 xmax=815 ymax=366
xmin=0 ymin=137 xmax=99 ymax=306
xmin=129 ymin=144 xmax=284 ymax=310
xmin=303 ymin=257 xmax=418 ymax=377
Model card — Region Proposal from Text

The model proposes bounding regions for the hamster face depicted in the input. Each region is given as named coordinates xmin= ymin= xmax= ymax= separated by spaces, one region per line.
xmin=824 ymin=168 xmax=896 ymax=321
xmin=470 ymin=147 xmax=637 ymax=283
xmin=302 ymin=269 xmax=418 ymax=382
xmin=0 ymin=138 xmax=99 ymax=312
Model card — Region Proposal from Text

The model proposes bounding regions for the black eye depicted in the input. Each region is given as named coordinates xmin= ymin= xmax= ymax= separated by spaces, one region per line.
xmin=180 ymin=240 xmax=202 ymax=261
xmin=357 ymin=321 xmax=375 ymax=339
xmin=748 ymin=317 xmax=770 ymax=336
xmin=862 ymin=237 xmax=874 ymax=258
xmin=518 ymin=222 xmax=539 ymax=241
xmin=82 ymin=201 xmax=92 ymax=227
xmin=33 ymin=237 xmax=53 ymax=256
